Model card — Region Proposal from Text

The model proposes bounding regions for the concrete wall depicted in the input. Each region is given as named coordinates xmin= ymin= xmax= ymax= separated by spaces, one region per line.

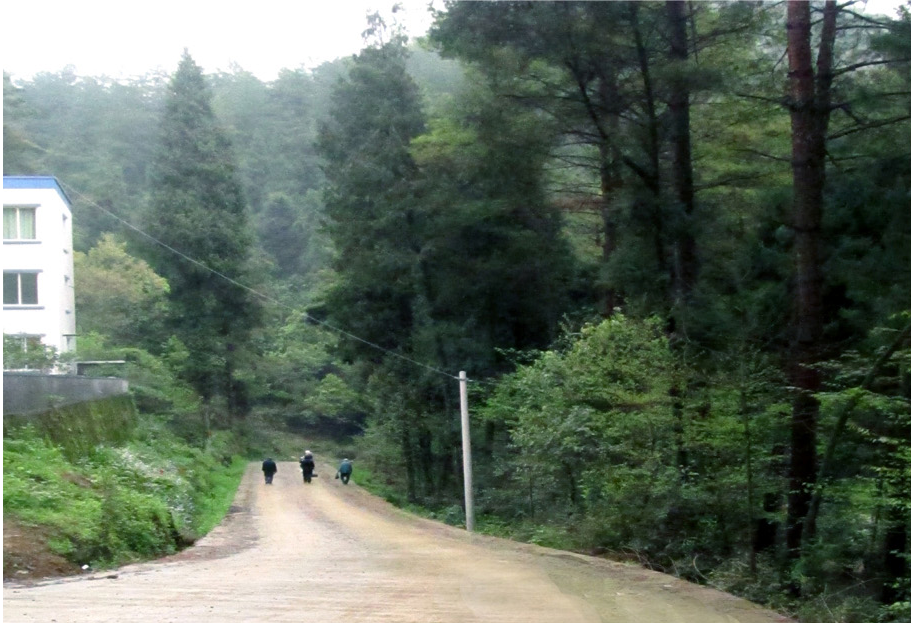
xmin=3 ymin=372 xmax=129 ymax=416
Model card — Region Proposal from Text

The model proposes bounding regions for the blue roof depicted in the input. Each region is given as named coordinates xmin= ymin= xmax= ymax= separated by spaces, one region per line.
xmin=3 ymin=176 xmax=72 ymax=207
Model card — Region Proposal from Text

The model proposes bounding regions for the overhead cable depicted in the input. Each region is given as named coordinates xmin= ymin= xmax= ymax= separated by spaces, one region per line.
xmin=60 ymin=181 xmax=461 ymax=382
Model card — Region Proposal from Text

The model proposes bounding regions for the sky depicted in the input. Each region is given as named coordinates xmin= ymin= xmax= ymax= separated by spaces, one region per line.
xmin=1 ymin=0 xmax=906 ymax=83
xmin=1 ymin=0 xmax=440 ymax=82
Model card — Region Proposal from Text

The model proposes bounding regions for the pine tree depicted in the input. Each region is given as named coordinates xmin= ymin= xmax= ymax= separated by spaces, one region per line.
xmin=315 ymin=20 xmax=430 ymax=500
xmin=316 ymin=22 xmax=426 ymax=358
xmin=144 ymin=51 xmax=258 ymax=416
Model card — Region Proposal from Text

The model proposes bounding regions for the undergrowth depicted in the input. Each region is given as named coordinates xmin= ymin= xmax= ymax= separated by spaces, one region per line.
xmin=3 ymin=418 xmax=245 ymax=571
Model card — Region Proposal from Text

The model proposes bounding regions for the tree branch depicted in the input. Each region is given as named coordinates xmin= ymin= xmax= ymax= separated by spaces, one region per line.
xmin=833 ymin=57 xmax=911 ymax=77
xmin=694 ymin=171 xmax=781 ymax=191
xmin=828 ymin=114 xmax=911 ymax=139
xmin=734 ymin=148 xmax=792 ymax=163
xmin=837 ymin=6 xmax=902 ymax=27
xmin=622 ymin=156 xmax=658 ymax=189
xmin=734 ymin=91 xmax=788 ymax=106
xmin=803 ymin=319 xmax=911 ymax=544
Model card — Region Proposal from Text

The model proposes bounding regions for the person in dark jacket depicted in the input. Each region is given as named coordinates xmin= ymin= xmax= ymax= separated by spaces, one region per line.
xmin=262 ymin=458 xmax=277 ymax=484
xmin=299 ymin=451 xmax=315 ymax=483
xmin=337 ymin=458 xmax=353 ymax=485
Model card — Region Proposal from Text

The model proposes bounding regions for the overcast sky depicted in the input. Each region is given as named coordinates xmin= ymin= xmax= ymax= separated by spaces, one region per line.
xmin=2 ymin=0 xmax=906 ymax=83
xmin=1 ymin=1 xmax=439 ymax=82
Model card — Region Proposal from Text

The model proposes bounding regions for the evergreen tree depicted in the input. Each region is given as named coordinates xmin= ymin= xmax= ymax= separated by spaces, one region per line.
xmin=316 ymin=19 xmax=426 ymax=358
xmin=143 ymin=51 xmax=259 ymax=417
xmin=315 ymin=20 xmax=431 ymax=500
xmin=783 ymin=0 xmax=834 ymax=563
xmin=317 ymin=15 xmax=578 ymax=501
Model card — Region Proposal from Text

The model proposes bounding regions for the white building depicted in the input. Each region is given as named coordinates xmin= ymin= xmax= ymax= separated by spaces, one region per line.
xmin=3 ymin=176 xmax=77 ymax=360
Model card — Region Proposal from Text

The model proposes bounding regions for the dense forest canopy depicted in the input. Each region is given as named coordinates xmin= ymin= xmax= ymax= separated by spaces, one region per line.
xmin=4 ymin=2 xmax=911 ymax=621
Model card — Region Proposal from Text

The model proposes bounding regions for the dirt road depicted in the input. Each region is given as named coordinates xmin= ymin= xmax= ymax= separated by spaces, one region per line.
xmin=4 ymin=462 xmax=791 ymax=622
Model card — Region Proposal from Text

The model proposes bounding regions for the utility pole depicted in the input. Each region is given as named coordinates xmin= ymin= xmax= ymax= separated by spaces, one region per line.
xmin=459 ymin=371 xmax=475 ymax=532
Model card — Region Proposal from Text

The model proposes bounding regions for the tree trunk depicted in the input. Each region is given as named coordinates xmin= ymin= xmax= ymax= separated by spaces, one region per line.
xmin=564 ymin=462 xmax=579 ymax=507
xmin=883 ymin=509 xmax=908 ymax=604
xmin=418 ymin=425 xmax=434 ymax=498
xmin=597 ymin=73 xmax=622 ymax=316
xmin=225 ymin=344 xmax=249 ymax=419
xmin=629 ymin=3 xmax=666 ymax=280
xmin=784 ymin=0 xmax=837 ymax=561
xmin=402 ymin=424 xmax=417 ymax=503
xmin=666 ymin=0 xmax=698 ymax=307
xmin=664 ymin=3 xmax=698 ymax=483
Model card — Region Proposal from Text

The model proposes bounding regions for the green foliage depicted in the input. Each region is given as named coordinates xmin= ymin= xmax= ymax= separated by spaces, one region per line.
xmin=3 ymin=428 xmax=79 ymax=517
xmin=305 ymin=373 xmax=363 ymax=426
xmin=245 ymin=311 xmax=364 ymax=435
xmin=3 ymin=419 xmax=246 ymax=569
xmin=708 ymin=557 xmax=794 ymax=613
xmin=209 ymin=67 xmax=329 ymax=280
xmin=796 ymin=595 xmax=883 ymax=623
xmin=193 ymin=456 xmax=248 ymax=535
xmin=430 ymin=1 xmax=773 ymax=318
xmin=74 ymin=332 xmax=200 ymax=418
xmin=74 ymin=234 xmax=170 ymax=351
xmin=3 ymin=69 xmax=165 ymax=250
xmin=316 ymin=35 xmax=427 ymax=357
xmin=482 ymin=317 xmax=674 ymax=522
xmin=800 ymin=318 xmax=911 ymax=610
xmin=316 ymin=26 xmax=582 ymax=506
xmin=3 ymin=335 xmax=59 ymax=371
xmin=478 ymin=315 xmax=791 ymax=580
xmin=143 ymin=51 xmax=260 ymax=411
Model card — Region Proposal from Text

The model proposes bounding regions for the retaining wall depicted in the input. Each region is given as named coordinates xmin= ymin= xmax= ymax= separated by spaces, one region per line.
xmin=3 ymin=372 xmax=129 ymax=416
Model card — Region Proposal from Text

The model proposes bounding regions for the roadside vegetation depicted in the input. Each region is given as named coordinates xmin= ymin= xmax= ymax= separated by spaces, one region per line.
xmin=3 ymin=419 xmax=246 ymax=575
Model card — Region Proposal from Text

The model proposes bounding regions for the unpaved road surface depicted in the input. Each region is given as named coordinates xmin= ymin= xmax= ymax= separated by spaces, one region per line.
xmin=4 ymin=462 xmax=791 ymax=622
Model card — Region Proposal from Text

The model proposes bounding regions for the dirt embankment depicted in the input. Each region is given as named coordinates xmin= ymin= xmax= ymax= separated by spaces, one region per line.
xmin=3 ymin=518 xmax=81 ymax=580
xmin=3 ymin=461 xmax=792 ymax=622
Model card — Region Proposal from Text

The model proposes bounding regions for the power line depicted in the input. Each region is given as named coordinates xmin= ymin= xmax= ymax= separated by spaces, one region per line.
xmin=60 ymin=181 xmax=462 ymax=382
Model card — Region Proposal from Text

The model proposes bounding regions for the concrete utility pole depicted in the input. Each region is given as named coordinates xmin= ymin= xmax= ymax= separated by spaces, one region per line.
xmin=459 ymin=371 xmax=475 ymax=532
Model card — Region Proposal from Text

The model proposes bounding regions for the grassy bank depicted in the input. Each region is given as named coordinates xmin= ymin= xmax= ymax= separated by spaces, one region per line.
xmin=3 ymin=416 xmax=246 ymax=578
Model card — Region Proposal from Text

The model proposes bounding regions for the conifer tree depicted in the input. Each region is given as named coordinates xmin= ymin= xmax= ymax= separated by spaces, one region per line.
xmin=315 ymin=19 xmax=430 ymax=500
xmin=144 ymin=51 xmax=258 ymax=416
xmin=316 ymin=19 xmax=426 ymax=357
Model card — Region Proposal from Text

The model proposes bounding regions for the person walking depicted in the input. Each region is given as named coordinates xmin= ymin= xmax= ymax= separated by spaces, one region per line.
xmin=336 ymin=458 xmax=353 ymax=485
xmin=299 ymin=451 xmax=315 ymax=484
xmin=262 ymin=457 xmax=277 ymax=484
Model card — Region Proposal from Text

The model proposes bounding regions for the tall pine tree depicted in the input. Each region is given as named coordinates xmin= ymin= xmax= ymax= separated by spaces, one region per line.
xmin=316 ymin=19 xmax=426 ymax=358
xmin=144 ymin=51 xmax=258 ymax=417
xmin=315 ymin=19 xmax=431 ymax=501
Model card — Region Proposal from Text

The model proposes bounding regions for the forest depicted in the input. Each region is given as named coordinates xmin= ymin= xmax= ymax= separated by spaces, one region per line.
xmin=3 ymin=1 xmax=910 ymax=620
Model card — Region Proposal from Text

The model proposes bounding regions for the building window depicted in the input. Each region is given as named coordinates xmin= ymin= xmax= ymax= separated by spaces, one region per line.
xmin=3 ymin=207 xmax=37 ymax=240
xmin=3 ymin=333 xmax=55 ymax=371
xmin=5 ymin=334 xmax=44 ymax=352
xmin=3 ymin=272 xmax=39 ymax=305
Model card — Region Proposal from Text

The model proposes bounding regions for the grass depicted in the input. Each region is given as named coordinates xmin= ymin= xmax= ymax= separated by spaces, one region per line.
xmin=3 ymin=419 xmax=247 ymax=571
xmin=193 ymin=456 xmax=248 ymax=535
